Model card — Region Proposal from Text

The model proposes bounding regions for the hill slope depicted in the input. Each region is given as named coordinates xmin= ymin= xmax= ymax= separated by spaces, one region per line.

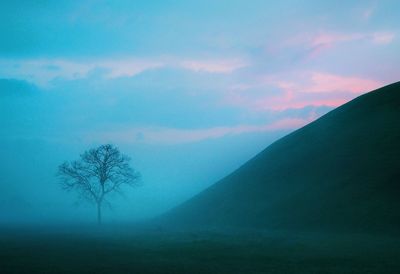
xmin=163 ymin=82 xmax=400 ymax=233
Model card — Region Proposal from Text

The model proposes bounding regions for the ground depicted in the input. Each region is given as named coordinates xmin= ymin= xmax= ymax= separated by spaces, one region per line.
xmin=0 ymin=225 xmax=399 ymax=274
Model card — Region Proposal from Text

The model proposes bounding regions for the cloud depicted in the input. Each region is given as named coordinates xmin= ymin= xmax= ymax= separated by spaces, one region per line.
xmin=224 ymin=72 xmax=382 ymax=111
xmin=86 ymin=119 xmax=309 ymax=145
xmin=0 ymin=58 xmax=165 ymax=87
xmin=225 ymin=91 xmax=347 ymax=111
xmin=100 ymin=60 xmax=165 ymax=79
xmin=0 ymin=59 xmax=88 ymax=87
xmin=0 ymin=57 xmax=247 ymax=87
xmin=270 ymin=28 xmax=397 ymax=62
xmin=371 ymin=32 xmax=395 ymax=44
xmin=179 ymin=59 xmax=248 ymax=73
xmin=286 ymin=31 xmax=397 ymax=58
xmin=311 ymin=33 xmax=364 ymax=48
xmin=304 ymin=72 xmax=382 ymax=93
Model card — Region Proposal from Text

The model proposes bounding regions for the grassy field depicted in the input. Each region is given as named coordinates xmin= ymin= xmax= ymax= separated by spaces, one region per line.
xmin=0 ymin=226 xmax=399 ymax=273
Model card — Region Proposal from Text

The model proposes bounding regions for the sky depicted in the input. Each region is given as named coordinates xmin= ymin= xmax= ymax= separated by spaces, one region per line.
xmin=1 ymin=0 xmax=399 ymax=224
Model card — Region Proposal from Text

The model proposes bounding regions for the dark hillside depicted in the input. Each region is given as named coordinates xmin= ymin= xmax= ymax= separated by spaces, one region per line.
xmin=163 ymin=82 xmax=400 ymax=233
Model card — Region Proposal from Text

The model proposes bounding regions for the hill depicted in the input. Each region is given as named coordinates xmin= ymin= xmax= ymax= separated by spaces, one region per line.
xmin=162 ymin=82 xmax=400 ymax=233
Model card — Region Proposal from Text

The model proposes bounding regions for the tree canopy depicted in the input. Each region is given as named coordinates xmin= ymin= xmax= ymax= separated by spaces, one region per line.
xmin=57 ymin=144 xmax=140 ymax=224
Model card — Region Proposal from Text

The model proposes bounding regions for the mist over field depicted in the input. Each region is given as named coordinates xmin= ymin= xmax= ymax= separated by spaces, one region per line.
xmin=1 ymin=1 xmax=400 ymax=273
xmin=1 ymin=125 xmax=291 ymax=224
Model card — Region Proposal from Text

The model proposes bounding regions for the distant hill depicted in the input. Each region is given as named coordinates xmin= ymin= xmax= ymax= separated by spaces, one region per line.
xmin=162 ymin=82 xmax=400 ymax=233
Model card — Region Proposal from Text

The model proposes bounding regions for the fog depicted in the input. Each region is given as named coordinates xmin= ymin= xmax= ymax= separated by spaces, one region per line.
xmin=1 ymin=120 xmax=292 ymax=225
xmin=0 ymin=52 xmax=328 ymax=226
xmin=2 ymin=2 xmax=400 ymax=273
xmin=2 ymin=1 xmax=399 ymax=228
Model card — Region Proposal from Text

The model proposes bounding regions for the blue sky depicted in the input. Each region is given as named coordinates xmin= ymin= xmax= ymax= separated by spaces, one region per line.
xmin=1 ymin=1 xmax=399 ymax=223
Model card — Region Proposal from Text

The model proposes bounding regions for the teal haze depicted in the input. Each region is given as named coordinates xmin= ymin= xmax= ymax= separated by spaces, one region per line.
xmin=0 ymin=1 xmax=399 ymax=224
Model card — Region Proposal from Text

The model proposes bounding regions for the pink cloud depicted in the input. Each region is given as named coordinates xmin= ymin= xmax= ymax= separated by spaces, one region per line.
xmin=224 ymin=72 xmax=382 ymax=111
xmin=256 ymin=97 xmax=348 ymax=111
xmin=306 ymin=72 xmax=382 ymax=93
xmin=311 ymin=33 xmax=364 ymax=48
xmin=270 ymin=72 xmax=381 ymax=109
xmin=286 ymin=31 xmax=396 ymax=58
xmin=230 ymin=92 xmax=348 ymax=111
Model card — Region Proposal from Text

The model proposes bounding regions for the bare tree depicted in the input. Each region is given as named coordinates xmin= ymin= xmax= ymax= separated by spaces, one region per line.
xmin=57 ymin=144 xmax=140 ymax=224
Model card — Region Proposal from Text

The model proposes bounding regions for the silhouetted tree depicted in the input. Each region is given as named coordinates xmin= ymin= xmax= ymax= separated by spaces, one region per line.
xmin=57 ymin=144 xmax=140 ymax=224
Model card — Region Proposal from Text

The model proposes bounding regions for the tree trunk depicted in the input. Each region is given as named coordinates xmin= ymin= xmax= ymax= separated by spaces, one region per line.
xmin=97 ymin=202 xmax=102 ymax=225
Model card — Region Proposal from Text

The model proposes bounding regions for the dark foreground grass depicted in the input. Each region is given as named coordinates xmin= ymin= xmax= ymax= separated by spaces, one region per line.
xmin=0 ymin=226 xmax=399 ymax=274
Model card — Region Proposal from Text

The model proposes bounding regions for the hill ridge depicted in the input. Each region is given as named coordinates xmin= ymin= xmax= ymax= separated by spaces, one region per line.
xmin=162 ymin=81 xmax=400 ymax=233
